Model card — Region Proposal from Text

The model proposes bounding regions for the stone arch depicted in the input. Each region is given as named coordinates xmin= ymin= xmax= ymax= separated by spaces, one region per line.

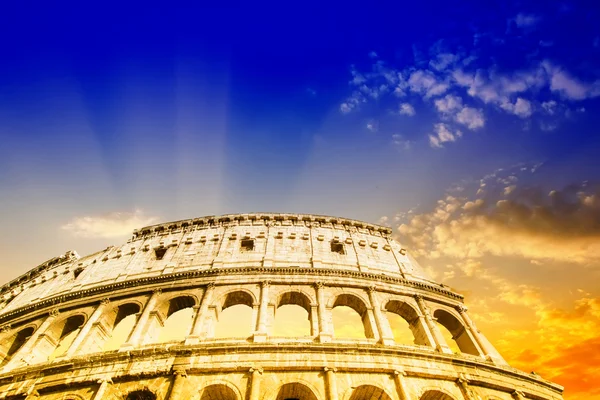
xmin=199 ymin=383 xmax=239 ymax=400
xmin=196 ymin=379 xmax=242 ymax=400
xmin=0 ymin=325 xmax=36 ymax=366
xmin=432 ymin=308 xmax=480 ymax=356
xmin=125 ymin=389 xmax=157 ymax=400
xmin=97 ymin=302 xmax=142 ymax=352
xmin=45 ymin=314 xmax=87 ymax=361
xmin=331 ymin=293 xmax=375 ymax=339
xmin=273 ymin=291 xmax=313 ymax=337
xmin=153 ymin=295 xmax=197 ymax=343
xmin=384 ymin=300 xmax=429 ymax=346
xmin=275 ymin=382 xmax=319 ymax=400
xmin=420 ymin=389 xmax=457 ymax=400
xmin=214 ymin=290 xmax=256 ymax=339
xmin=220 ymin=290 xmax=256 ymax=311
xmin=348 ymin=384 xmax=393 ymax=400
xmin=263 ymin=378 xmax=322 ymax=400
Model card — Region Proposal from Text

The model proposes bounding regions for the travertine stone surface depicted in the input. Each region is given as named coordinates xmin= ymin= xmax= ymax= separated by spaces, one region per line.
xmin=0 ymin=213 xmax=563 ymax=399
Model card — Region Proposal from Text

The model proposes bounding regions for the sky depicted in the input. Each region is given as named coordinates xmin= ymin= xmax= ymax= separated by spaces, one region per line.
xmin=1 ymin=1 xmax=600 ymax=398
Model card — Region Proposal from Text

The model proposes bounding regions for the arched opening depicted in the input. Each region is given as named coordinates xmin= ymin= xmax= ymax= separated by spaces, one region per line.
xmin=275 ymin=382 xmax=319 ymax=400
xmin=349 ymin=385 xmax=393 ymax=400
xmin=273 ymin=292 xmax=312 ymax=337
xmin=158 ymin=296 xmax=196 ymax=342
xmin=385 ymin=300 xmax=427 ymax=346
xmin=48 ymin=315 xmax=85 ymax=361
xmin=0 ymin=327 xmax=34 ymax=366
xmin=200 ymin=384 xmax=238 ymax=400
xmin=331 ymin=294 xmax=374 ymax=339
xmin=126 ymin=389 xmax=157 ymax=400
xmin=102 ymin=303 xmax=141 ymax=351
xmin=433 ymin=309 xmax=479 ymax=356
xmin=420 ymin=390 xmax=456 ymax=400
xmin=214 ymin=291 xmax=254 ymax=339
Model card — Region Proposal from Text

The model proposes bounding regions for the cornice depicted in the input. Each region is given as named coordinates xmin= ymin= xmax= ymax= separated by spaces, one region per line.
xmin=0 ymin=266 xmax=462 ymax=325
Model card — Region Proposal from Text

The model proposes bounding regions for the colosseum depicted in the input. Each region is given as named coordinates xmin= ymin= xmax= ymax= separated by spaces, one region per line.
xmin=0 ymin=213 xmax=563 ymax=400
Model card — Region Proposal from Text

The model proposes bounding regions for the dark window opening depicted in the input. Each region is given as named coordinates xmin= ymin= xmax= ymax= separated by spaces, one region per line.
xmin=241 ymin=239 xmax=254 ymax=251
xmin=154 ymin=247 xmax=167 ymax=260
xmin=331 ymin=241 xmax=345 ymax=255
xmin=73 ymin=267 xmax=84 ymax=279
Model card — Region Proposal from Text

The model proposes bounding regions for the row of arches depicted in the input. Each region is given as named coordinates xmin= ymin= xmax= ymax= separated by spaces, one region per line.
xmin=121 ymin=384 xmax=457 ymax=400
xmin=0 ymin=286 xmax=485 ymax=368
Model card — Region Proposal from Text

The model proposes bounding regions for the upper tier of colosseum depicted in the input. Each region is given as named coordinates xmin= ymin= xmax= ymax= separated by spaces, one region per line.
xmin=0 ymin=213 xmax=448 ymax=319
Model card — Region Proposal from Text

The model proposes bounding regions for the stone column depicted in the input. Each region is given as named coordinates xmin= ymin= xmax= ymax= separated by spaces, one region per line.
xmin=310 ymin=304 xmax=319 ymax=337
xmin=324 ymin=367 xmax=338 ymax=400
xmin=254 ymin=281 xmax=270 ymax=342
xmin=65 ymin=299 xmax=110 ymax=357
xmin=415 ymin=295 xmax=452 ymax=354
xmin=4 ymin=310 xmax=59 ymax=369
xmin=92 ymin=378 xmax=112 ymax=400
xmin=393 ymin=370 xmax=410 ymax=400
xmin=248 ymin=367 xmax=263 ymax=400
xmin=456 ymin=376 xmax=476 ymax=400
xmin=457 ymin=305 xmax=506 ymax=364
xmin=120 ymin=289 xmax=161 ymax=351
xmin=167 ymin=368 xmax=188 ymax=399
xmin=315 ymin=282 xmax=332 ymax=342
xmin=512 ymin=391 xmax=527 ymax=400
xmin=367 ymin=287 xmax=394 ymax=345
xmin=185 ymin=284 xmax=215 ymax=344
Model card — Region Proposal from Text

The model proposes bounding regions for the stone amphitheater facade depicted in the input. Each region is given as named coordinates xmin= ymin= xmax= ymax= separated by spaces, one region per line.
xmin=0 ymin=213 xmax=563 ymax=400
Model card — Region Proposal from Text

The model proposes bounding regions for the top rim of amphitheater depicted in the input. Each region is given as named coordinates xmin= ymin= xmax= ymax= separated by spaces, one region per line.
xmin=134 ymin=212 xmax=393 ymax=235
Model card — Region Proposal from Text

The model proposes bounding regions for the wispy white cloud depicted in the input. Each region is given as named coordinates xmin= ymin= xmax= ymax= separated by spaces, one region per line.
xmin=455 ymin=107 xmax=485 ymax=129
xmin=434 ymin=94 xmax=463 ymax=114
xmin=407 ymin=70 xmax=449 ymax=98
xmin=512 ymin=13 xmax=541 ymax=28
xmin=366 ymin=120 xmax=378 ymax=132
xmin=62 ymin=210 xmax=160 ymax=238
xmin=429 ymin=123 xmax=462 ymax=148
xmin=392 ymin=134 xmax=412 ymax=150
xmin=399 ymin=103 xmax=416 ymax=116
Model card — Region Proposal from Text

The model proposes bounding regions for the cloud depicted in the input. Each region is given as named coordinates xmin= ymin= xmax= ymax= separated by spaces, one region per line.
xmin=392 ymin=134 xmax=412 ymax=150
xmin=512 ymin=13 xmax=540 ymax=28
xmin=407 ymin=70 xmax=449 ymax=98
xmin=434 ymin=94 xmax=463 ymax=114
xmin=455 ymin=107 xmax=485 ymax=129
xmin=399 ymin=103 xmax=416 ymax=116
xmin=428 ymin=123 xmax=462 ymax=148
xmin=62 ymin=209 xmax=159 ymax=238
xmin=366 ymin=120 xmax=378 ymax=132
xmin=542 ymin=61 xmax=600 ymax=100
xmin=501 ymin=97 xmax=533 ymax=118
xmin=541 ymin=100 xmax=558 ymax=115
xmin=397 ymin=169 xmax=600 ymax=264
xmin=429 ymin=53 xmax=458 ymax=72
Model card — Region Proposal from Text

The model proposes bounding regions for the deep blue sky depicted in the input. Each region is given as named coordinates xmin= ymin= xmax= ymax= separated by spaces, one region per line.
xmin=1 ymin=0 xmax=600 ymax=267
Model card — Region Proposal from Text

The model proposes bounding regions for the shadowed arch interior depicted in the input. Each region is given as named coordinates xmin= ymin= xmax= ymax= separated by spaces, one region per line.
xmin=200 ymin=384 xmax=238 ymax=400
xmin=275 ymin=382 xmax=319 ymax=400
xmin=332 ymin=293 xmax=374 ymax=339
xmin=274 ymin=292 xmax=313 ymax=337
xmin=167 ymin=296 xmax=196 ymax=318
xmin=385 ymin=300 xmax=429 ymax=346
xmin=433 ymin=309 xmax=479 ymax=356
xmin=215 ymin=291 xmax=255 ymax=338
xmin=100 ymin=303 xmax=142 ymax=351
xmin=222 ymin=291 xmax=254 ymax=310
xmin=0 ymin=327 xmax=34 ymax=365
xmin=126 ymin=389 xmax=157 ymax=400
xmin=349 ymin=385 xmax=393 ymax=400
xmin=420 ymin=390 xmax=456 ymax=400
xmin=48 ymin=315 xmax=86 ymax=361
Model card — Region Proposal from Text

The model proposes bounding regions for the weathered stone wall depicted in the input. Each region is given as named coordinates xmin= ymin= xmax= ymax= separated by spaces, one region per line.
xmin=0 ymin=213 xmax=563 ymax=400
